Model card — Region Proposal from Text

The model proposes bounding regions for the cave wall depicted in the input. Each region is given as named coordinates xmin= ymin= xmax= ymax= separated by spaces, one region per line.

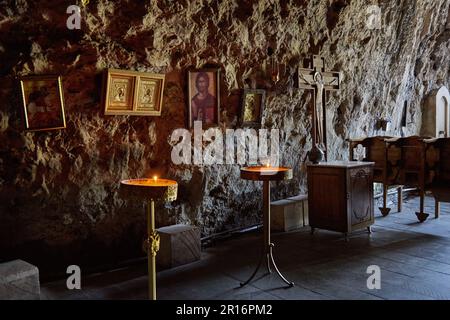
xmin=0 ymin=0 xmax=449 ymax=276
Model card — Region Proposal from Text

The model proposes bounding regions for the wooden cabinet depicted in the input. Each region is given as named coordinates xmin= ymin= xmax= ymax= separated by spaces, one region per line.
xmin=307 ymin=161 xmax=375 ymax=237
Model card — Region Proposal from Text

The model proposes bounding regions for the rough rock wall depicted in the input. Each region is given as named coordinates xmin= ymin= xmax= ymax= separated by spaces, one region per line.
xmin=0 ymin=0 xmax=448 ymax=275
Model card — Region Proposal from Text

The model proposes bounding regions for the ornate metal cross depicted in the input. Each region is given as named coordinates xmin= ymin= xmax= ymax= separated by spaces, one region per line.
xmin=299 ymin=55 xmax=340 ymax=161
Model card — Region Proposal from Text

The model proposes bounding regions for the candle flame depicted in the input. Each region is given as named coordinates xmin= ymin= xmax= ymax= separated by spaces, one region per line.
xmin=266 ymin=162 xmax=270 ymax=168
xmin=153 ymin=175 xmax=158 ymax=182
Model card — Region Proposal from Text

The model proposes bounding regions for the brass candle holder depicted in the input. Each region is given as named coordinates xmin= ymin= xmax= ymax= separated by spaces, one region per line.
xmin=120 ymin=177 xmax=178 ymax=300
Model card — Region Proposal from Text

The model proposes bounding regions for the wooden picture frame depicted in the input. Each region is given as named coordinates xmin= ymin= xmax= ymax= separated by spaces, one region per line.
xmin=19 ymin=75 xmax=66 ymax=131
xmin=187 ymin=68 xmax=220 ymax=128
xmin=103 ymin=69 xmax=165 ymax=116
xmin=240 ymin=89 xmax=265 ymax=127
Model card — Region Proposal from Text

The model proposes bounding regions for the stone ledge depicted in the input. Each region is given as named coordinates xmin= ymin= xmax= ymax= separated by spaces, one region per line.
xmin=287 ymin=194 xmax=308 ymax=202
xmin=157 ymin=224 xmax=201 ymax=269
xmin=271 ymin=194 xmax=309 ymax=232
xmin=0 ymin=260 xmax=40 ymax=300
xmin=288 ymin=194 xmax=309 ymax=227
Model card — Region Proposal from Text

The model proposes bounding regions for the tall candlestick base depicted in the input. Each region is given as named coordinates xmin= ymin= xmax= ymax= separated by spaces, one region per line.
xmin=120 ymin=178 xmax=178 ymax=300
xmin=146 ymin=199 xmax=158 ymax=300
xmin=240 ymin=166 xmax=294 ymax=288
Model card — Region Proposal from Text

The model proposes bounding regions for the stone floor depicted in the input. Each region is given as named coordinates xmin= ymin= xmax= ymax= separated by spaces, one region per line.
xmin=41 ymin=195 xmax=450 ymax=300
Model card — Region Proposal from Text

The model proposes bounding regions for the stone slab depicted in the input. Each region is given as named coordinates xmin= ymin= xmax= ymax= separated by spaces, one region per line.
xmin=156 ymin=224 xmax=201 ymax=269
xmin=0 ymin=260 xmax=40 ymax=300
xmin=271 ymin=199 xmax=303 ymax=232
xmin=287 ymin=194 xmax=309 ymax=226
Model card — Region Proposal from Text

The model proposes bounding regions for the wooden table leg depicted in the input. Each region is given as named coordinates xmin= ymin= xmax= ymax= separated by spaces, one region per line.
xmin=379 ymin=184 xmax=391 ymax=216
xmin=415 ymin=190 xmax=430 ymax=222
xmin=435 ymin=199 xmax=440 ymax=219
xmin=397 ymin=186 xmax=403 ymax=213
xmin=263 ymin=181 xmax=270 ymax=263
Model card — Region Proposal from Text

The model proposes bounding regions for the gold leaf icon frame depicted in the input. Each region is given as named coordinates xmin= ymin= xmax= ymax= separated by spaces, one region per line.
xmin=103 ymin=68 xmax=165 ymax=116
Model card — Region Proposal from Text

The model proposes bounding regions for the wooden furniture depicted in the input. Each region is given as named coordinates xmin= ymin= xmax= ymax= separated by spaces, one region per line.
xmin=350 ymin=136 xmax=437 ymax=222
xmin=307 ymin=161 xmax=374 ymax=240
xmin=349 ymin=136 xmax=402 ymax=217
xmin=120 ymin=178 xmax=178 ymax=300
xmin=425 ymin=138 xmax=450 ymax=218
xmin=385 ymin=136 xmax=433 ymax=222
xmin=240 ymin=165 xmax=294 ymax=287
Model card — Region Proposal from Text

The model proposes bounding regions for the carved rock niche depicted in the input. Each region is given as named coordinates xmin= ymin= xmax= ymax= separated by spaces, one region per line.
xmin=421 ymin=86 xmax=450 ymax=138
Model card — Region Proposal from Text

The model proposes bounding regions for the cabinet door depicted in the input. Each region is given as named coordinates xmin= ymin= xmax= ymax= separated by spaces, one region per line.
xmin=348 ymin=166 xmax=374 ymax=227
xmin=308 ymin=167 xmax=347 ymax=232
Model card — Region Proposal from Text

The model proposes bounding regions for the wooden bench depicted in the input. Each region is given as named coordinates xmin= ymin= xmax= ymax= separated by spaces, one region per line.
xmin=350 ymin=136 xmax=450 ymax=222
xmin=349 ymin=136 xmax=403 ymax=217
xmin=425 ymin=138 xmax=450 ymax=218
xmin=385 ymin=136 xmax=434 ymax=222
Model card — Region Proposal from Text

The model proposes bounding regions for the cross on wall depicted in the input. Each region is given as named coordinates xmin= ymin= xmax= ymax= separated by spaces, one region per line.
xmin=298 ymin=55 xmax=340 ymax=161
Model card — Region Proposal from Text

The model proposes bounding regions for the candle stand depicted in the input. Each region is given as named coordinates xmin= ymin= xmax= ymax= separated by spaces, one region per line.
xmin=120 ymin=178 xmax=178 ymax=300
xmin=240 ymin=166 xmax=294 ymax=287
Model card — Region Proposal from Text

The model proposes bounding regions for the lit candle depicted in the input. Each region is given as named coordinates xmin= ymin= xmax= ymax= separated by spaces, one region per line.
xmin=153 ymin=175 xmax=158 ymax=182
xmin=266 ymin=162 xmax=270 ymax=168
